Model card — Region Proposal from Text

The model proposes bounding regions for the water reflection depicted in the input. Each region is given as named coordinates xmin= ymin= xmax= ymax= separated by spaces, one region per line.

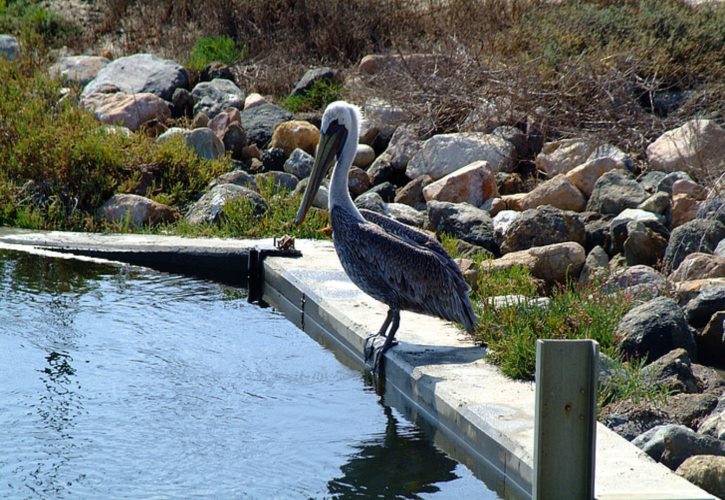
xmin=328 ymin=400 xmax=459 ymax=499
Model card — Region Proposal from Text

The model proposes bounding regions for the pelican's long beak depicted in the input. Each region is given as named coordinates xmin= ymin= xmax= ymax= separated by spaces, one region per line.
xmin=294 ymin=123 xmax=347 ymax=225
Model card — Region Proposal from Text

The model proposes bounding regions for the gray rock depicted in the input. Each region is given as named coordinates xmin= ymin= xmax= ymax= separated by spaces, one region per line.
xmin=291 ymin=67 xmax=338 ymax=96
xmin=241 ymin=103 xmax=293 ymax=148
xmin=684 ymin=285 xmax=725 ymax=328
xmin=638 ymin=191 xmax=671 ymax=215
xmin=699 ymin=396 xmax=725 ymax=440
xmin=406 ymin=132 xmax=516 ymax=179
xmin=601 ymin=401 xmax=669 ymax=441
xmin=191 ymin=78 xmax=244 ymax=119
xmin=387 ymin=203 xmax=426 ymax=228
xmin=493 ymin=210 xmax=521 ymax=242
xmin=211 ymin=170 xmax=257 ymax=191
xmin=367 ymin=154 xmax=406 ymax=187
xmin=355 ymin=191 xmax=387 ymax=215
xmin=293 ymin=178 xmax=328 ymax=209
xmin=666 ymin=393 xmax=720 ymax=429
xmin=367 ymin=181 xmax=396 ymax=203
xmin=587 ymin=170 xmax=648 ymax=215
xmin=639 ymin=171 xmax=668 ymax=193
xmin=283 ymin=148 xmax=314 ymax=179
xmin=663 ymin=219 xmax=725 ymax=271
xmin=585 ymin=219 xmax=610 ymax=253
xmin=186 ymin=184 xmax=267 ymax=225
xmin=492 ymin=125 xmax=528 ymax=160
xmin=588 ymin=143 xmax=632 ymax=170
xmin=615 ymin=297 xmax=696 ymax=363
xmin=716 ymin=239 xmax=725 ymax=257
xmin=500 ymin=205 xmax=585 ymax=254
xmin=426 ymin=201 xmax=498 ymax=254
xmin=255 ymin=171 xmax=299 ymax=192
xmin=383 ymin=126 xmax=423 ymax=171
xmin=50 ymin=55 xmax=109 ymax=86
xmin=603 ymin=264 xmax=667 ymax=296
xmin=641 ymin=348 xmax=701 ymax=394
xmin=696 ymin=196 xmax=725 ymax=226
xmin=81 ymin=53 xmax=189 ymax=101
xmin=623 ymin=220 xmax=668 ymax=267
xmin=96 ymin=193 xmax=179 ymax=227
xmin=676 ymin=455 xmax=725 ymax=500
xmin=657 ymin=171 xmax=692 ymax=195
xmin=579 ymin=245 xmax=609 ymax=286
xmin=354 ymin=144 xmax=376 ymax=168
xmin=633 ymin=424 xmax=725 ymax=470
xmin=171 ymin=87 xmax=194 ymax=118
xmin=0 ymin=34 xmax=19 ymax=60
xmin=185 ymin=128 xmax=225 ymax=160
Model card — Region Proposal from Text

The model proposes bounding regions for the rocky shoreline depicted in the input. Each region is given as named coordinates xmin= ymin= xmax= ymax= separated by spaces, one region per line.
xmin=2 ymin=35 xmax=724 ymax=496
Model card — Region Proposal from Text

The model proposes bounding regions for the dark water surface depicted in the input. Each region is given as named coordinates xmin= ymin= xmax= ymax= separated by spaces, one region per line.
xmin=0 ymin=250 xmax=497 ymax=499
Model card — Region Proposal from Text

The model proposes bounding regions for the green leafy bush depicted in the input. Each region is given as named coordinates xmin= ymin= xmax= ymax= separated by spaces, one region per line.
xmin=187 ymin=35 xmax=243 ymax=71
xmin=281 ymin=80 xmax=342 ymax=112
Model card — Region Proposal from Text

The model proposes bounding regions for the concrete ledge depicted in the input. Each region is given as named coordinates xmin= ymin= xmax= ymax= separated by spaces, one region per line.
xmin=263 ymin=240 xmax=715 ymax=500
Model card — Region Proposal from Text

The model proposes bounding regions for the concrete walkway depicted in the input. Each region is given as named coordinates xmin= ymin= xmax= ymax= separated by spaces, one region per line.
xmin=0 ymin=227 xmax=715 ymax=500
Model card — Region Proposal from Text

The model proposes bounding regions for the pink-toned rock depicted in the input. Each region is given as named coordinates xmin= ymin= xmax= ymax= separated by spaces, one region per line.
xmin=208 ymin=108 xmax=242 ymax=138
xmin=670 ymin=253 xmax=725 ymax=282
xmin=244 ymin=93 xmax=267 ymax=109
xmin=565 ymin=157 xmax=622 ymax=197
xmin=535 ymin=139 xmax=597 ymax=177
xmin=672 ymin=179 xmax=708 ymax=201
xmin=519 ymin=174 xmax=586 ymax=211
xmin=483 ymin=197 xmax=507 ymax=217
xmin=270 ymin=120 xmax=320 ymax=156
xmin=81 ymin=91 xmax=170 ymax=131
xmin=422 ymin=161 xmax=498 ymax=205
xmin=647 ymin=119 xmax=725 ymax=177
xmin=501 ymin=193 xmax=526 ymax=211
xmin=485 ymin=242 xmax=586 ymax=285
xmin=455 ymin=258 xmax=479 ymax=287
xmin=672 ymin=193 xmax=701 ymax=228
xmin=96 ymin=194 xmax=179 ymax=227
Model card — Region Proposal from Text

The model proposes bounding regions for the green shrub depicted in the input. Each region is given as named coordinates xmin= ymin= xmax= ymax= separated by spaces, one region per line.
xmin=187 ymin=35 xmax=243 ymax=72
xmin=281 ymin=79 xmax=342 ymax=112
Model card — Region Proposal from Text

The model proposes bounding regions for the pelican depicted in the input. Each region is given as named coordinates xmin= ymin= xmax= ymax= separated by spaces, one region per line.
xmin=295 ymin=101 xmax=477 ymax=373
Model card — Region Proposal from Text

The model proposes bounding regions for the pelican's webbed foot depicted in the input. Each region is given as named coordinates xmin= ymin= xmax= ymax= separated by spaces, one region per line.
xmin=364 ymin=334 xmax=398 ymax=374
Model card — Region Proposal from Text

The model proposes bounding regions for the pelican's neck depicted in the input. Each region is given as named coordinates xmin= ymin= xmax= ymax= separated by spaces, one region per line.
xmin=329 ymin=121 xmax=365 ymax=223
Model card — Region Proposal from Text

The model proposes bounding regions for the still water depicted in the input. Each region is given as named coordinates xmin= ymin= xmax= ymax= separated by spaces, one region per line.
xmin=0 ymin=250 xmax=497 ymax=499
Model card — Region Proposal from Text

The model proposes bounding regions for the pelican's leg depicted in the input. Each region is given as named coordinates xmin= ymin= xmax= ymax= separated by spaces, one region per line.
xmin=364 ymin=309 xmax=393 ymax=366
xmin=365 ymin=309 xmax=400 ymax=374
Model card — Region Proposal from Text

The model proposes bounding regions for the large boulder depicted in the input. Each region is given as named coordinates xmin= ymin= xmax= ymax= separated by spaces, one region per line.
xmin=663 ymin=219 xmax=725 ymax=271
xmin=564 ymin=157 xmax=622 ymax=197
xmin=633 ymin=424 xmax=725 ymax=470
xmin=519 ymin=174 xmax=586 ymax=212
xmin=603 ymin=265 xmax=667 ymax=296
xmin=485 ymin=242 xmax=585 ymax=285
xmin=241 ymin=104 xmax=293 ymax=148
xmin=184 ymin=127 xmax=225 ymax=160
xmin=676 ymin=455 xmax=725 ymax=499
xmin=614 ymin=297 xmax=696 ymax=363
xmin=81 ymin=91 xmax=170 ymax=131
xmin=269 ymin=120 xmax=320 ymax=156
xmin=283 ymin=148 xmax=314 ymax=179
xmin=186 ymin=184 xmax=267 ymax=225
xmin=641 ymin=348 xmax=700 ymax=395
xmin=407 ymin=132 xmax=516 ymax=179
xmin=395 ymin=175 xmax=433 ymax=209
xmin=671 ymin=253 xmax=725 ymax=282
xmin=426 ymin=201 xmax=498 ymax=254
xmin=50 ymin=55 xmax=110 ymax=86
xmin=500 ymin=205 xmax=585 ymax=254
xmin=422 ymin=160 xmax=498 ymax=206
xmin=647 ymin=119 xmax=725 ymax=178
xmin=81 ymin=53 xmax=188 ymax=101
xmin=96 ymin=194 xmax=179 ymax=227
xmin=191 ymin=78 xmax=244 ymax=119
xmin=535 ymin=138 xmax=598 ymax=177
xmin=684 ymin=284 xmax=725 ymax=328
xmin=587 ymin=170 xmax=648 ymax=215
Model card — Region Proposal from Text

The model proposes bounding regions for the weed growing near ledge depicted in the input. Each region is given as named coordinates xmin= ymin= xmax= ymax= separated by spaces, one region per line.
xmin=598 ymin=357 xmax=671 ymax=410
xmin=281 ymin=80 xmax=343 ymax=113
xmin=187 ymin=35 xmax=244 ymax=72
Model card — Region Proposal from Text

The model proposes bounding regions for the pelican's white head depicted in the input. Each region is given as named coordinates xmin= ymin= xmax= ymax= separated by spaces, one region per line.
xmin=295 ymin=101 xmax=362 ymax=225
